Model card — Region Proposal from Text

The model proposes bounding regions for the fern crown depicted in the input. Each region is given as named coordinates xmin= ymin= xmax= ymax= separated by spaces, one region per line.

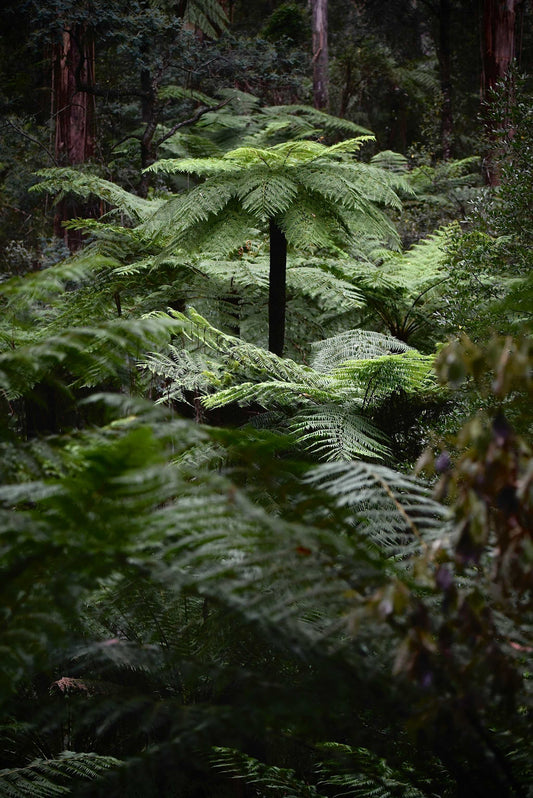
xmin=145 ymin=137 xmax=408 ymax=253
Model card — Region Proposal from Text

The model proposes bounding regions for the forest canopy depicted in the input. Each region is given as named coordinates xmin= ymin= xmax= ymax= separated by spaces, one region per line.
xmin=0 ymin=1 xmax=531 ymax=796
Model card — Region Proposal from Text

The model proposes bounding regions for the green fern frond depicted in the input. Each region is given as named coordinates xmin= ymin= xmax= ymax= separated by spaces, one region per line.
xmin=307 ymin=460 xmax=453 ymax=554
xmin=31 ymin=168 xmax=161 ymax=224
xmin=0 ymin=313 xmax=183 ymax=398
xmin=332 ymin=350 xmax=436 ymax=406
xmin=311 ymin=330 xmax=411 ymax=372
xmin=183 ymin=0 xmax=228 ymax=37
xmin=211 ymin=747 xmax=322 ymax=797
xmin=236 ymin=172 xmax=299 ymax=219
xmin=202 ymin=379 xmax=334 ymax=411
xmin=290 ymin=405 xmax=390 ymax=461
xmin=287 ymin=266 xmax=365 ymax=314
xmin=261 ymin=104 xmax=373 ymax=138
xmin=146 ymin=156 xmax=239 ymax=176
xmin=281 ymin=195 xmax=347 ymax=252
xmin=371 ymin=150 xmax=409 ymax=173
xmin=316 ymin=743 xmax=429 ymax=798
xmin=0 ymin=752 xmax=121 ymax=797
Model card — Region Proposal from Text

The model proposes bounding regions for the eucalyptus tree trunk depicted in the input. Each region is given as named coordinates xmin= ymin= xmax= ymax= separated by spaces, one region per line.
xmin=268 ymin=219 xmax=287 ymax=357
xmin=481 ymin=0 xmax=525 ymax=184
xmin=52 ymin=23 xmax=96 ymax=250
xmin=310 ymin=0 xmax=329 ymax=111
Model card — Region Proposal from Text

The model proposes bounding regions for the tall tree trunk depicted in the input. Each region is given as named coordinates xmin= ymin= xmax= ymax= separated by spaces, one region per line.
xmin=268 ymin=219 xmax=287 ymax=357
xmin=310 ymin=0 xmax=329 ymax=111
xmin=138 ymin=57 xmax=157 ymax=198
xmin=52 ymin=24 xmax=96 ymax=249
xmin=438 ymin=0 xmax=453 ymax=160
xmin=481 ymin=0 xmax=525 ymax=184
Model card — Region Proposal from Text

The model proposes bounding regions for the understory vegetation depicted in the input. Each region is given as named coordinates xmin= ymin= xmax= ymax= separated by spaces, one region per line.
xmin=0 ymin=2 xmax=531 ymax=796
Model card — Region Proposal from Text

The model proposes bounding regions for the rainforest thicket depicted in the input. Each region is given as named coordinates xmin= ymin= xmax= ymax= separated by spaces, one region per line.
xmin=0 ymin=1 xmax=532 ymax=797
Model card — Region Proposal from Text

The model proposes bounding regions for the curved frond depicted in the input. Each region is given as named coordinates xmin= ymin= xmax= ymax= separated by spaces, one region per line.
xmin=0 ymin=752 xmax=121 ymax=797
xmin=311 ymin=330 xmax=411 ymax=372
xmin=236 ymin=172 xmax=299 ymax=219
xmin=31 ymin=168 xmax=161 ymax=224
xmin=290 ymin=405 xmax=390 ymax=462
xmin=307 ymin=460 xmax=453 ymax=554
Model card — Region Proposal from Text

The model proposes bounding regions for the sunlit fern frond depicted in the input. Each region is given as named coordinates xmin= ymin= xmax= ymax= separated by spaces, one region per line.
xmin=331 ymin=350 xmax=436 ymax=408
xmin=290 ymin=404 xmax=390 ymax=462
xmin=306 ymin=460 xmax=453 ymax=555
xmin=377 ymin=225 xmax=454 ymax=289
xmin=310 ymin=329 xmax=412 ymax=372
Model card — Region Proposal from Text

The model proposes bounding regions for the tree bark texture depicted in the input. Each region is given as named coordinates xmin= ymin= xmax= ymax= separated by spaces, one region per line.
xmin=52 ymin=24 xmax=96 ymax=249
xmin=482 ymin=0 xmax=524 ymax=95
xmin=53 ymin=25 xmax=95 ymax=166
xmin=268 ymin=219 xmax=287 ymax=357
xmin=481 ymin=0 xmax=524 ymax=184
xmin=310 ymin=0 xmax=329 ymax=111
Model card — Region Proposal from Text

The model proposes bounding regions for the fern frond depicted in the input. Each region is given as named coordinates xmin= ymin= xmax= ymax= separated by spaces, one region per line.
xmin=311 ymin=330 xmax=411 ymax=372
xmin=211 ymin=747 xmax=322 ymax=797
xmin=331 ymin=350 xmax=436 ymax=406
xmin=316 ymin=743 xmax=429 ymax=798
xmin=183 ymin=0 xmax=228 ymax=37
xmin=290 ymin=405 xmax=390 ymax=461
xmin=307 ymin=460 xmax=453 ymax=554
xmin=0 ymin=752 xmax=121 ymax=797
xmin=261 ymin=104 xmax=373 ymax=138
xmin=371 ymin=150 xmax=409 ymax=173
xmin=157 ymin=85 xmax=218 ymax=106
xmin=0 ymin=313 xmax=183 ymax=398
xmin=236 ymin=171 xmax=299 ymax=219
xmin=146 ymin=157 xmax=239 ymax=176
xmin=31 ymin=168 xmax=161 ymax=224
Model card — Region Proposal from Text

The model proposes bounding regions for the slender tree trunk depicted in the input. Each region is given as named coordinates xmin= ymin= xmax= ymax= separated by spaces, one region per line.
xmin=310 ymin=0 xmax=329 ymax=111
xmin=438 ymin=0 xmax=453 ymax=160
xmin=481 ymin=0 xmax=524 ymax=184
xmin=52 ymin=24 xmax=96 ymax=249
xmin=268 ymin=219 xmax=287 ymax=357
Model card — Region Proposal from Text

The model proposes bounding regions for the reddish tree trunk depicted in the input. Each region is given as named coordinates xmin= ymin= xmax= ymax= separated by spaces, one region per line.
xmin=52 ymin=24 xmax=96 ymax=249
xmin=481 ymin=0 xmax=524 ymax=183
xmin=482 ymin=0 xmax=523 ymax=94
xmin=310 ymin=0 xmax=329 ymax=111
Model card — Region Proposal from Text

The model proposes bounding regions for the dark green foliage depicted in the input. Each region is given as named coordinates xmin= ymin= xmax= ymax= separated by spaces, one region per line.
xmin=0 ymin=5 xmax=532 ymax=796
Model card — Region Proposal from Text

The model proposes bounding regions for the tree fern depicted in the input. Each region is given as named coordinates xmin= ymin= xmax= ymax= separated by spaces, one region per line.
xmin=144 ymin=136 xmax=408 ymax=353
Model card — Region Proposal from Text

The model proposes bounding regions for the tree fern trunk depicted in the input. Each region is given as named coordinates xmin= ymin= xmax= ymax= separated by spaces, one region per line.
xmin=268 ymin=219 xmax=287 ymax=357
